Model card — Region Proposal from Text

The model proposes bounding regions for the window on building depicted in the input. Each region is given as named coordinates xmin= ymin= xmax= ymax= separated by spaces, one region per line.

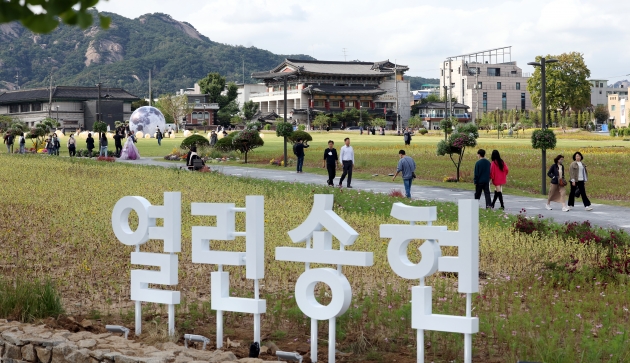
xmin=20 ymin=103 xmax=30 ymax=112
xmin=497 ymin=82 xmax=501 ymax=90
xmin=516 ymin=82 xmax=521 ymax=90
xmin=511 ymin=70 xmax=517 ymax=75
xmin=314 ymin=100 xmax=324 ymax=107
xmin=347 ymin=101 xmax=354 ymax=108
xmin=31 ymin=103 xmax=42 ymax=112
xmin=502 ymin=93 xmax=507 ymax=110
xmin=600 ymin=82 xmax=604 ymax=87
xmin=482 ymin=92 xmax=487 ymax=112
xmin=331 ymin=101 xmax=340 ymax=108
xmin=477 ymin=82 xmax=482 ymax=89
xmin=9 ymin=104 xmax=19 ymax=113
xmin=599 ymin=91 xmax=602 ymax=94
xmin=458 ymin=66 xmax=461 ymax=74
xmin=361 ymin=101 xmax=370 ymax=107
xmin=521 ymin=93 xmax=526 ymax=110
xmin=462 ymin=79 xmax=465 ymax=101
xmin=611 ymin=105 xmax=616 ymax=111
xmin=487 ymin=68 xmax=501 ymax=76
xmin=194 ymin=99 xmax=200 ymax=104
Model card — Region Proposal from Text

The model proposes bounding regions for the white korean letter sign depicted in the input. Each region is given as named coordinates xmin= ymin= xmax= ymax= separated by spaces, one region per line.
xmin=276 ymin=194 xmax=373 ymax=363
xmin=191 ymin=196 xmax=265 ymax=348
xmin=380 ymin=199 xmax=479 ymax=363
xmin=111 ymin=192 xmax=182 ymax=336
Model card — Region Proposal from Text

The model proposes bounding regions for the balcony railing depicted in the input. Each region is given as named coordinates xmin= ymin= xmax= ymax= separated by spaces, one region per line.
xmin=189 ymin=103 xmax=219 ymax=109
xmin=467 ymin=84 xmax=526 ymax=91
xmin=251 ymin=90 xmax=299 ymax=98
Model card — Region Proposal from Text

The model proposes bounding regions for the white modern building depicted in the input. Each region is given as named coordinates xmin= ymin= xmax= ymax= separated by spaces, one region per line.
xmin=589 ymin=79 xmax=628 ymax=107
xmin=439 ymin=47 xmax=532 ymax=123
xmin=251 ymin=59 xmax=411 ymax=129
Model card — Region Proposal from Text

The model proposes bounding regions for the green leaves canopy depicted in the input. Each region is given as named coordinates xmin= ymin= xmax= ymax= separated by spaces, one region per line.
xmin=275 ymin=122 xmax=294 ymax=138
xmin=527 ymin=52 xmax=592 ymax=115
xmin=0 ymin=0 xmax=110 ymax=34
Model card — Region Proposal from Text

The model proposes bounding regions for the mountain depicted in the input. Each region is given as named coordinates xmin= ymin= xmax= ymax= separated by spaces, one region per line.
xmin=0 ymin=11 xmax=439 ymax=99
xmin=0 ymin=11 xmax=315 ymax=98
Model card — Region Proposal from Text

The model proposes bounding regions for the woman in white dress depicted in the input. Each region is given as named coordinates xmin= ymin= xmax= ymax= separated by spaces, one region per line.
xmin=119 ymin=133 xmax=140 ymax=160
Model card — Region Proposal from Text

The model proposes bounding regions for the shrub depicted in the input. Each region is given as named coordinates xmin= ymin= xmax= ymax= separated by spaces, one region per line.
xmin=180 ymin=134 xmax=210 ymax=149
xmin=275 ymin=122 xmax=294 ymax=138
xmin=287 ymin=130 xmax=313 ymax=144
xmin=609 ymin=128 xmax=618 ymax=137
xmin=531 ymin=129 xmax=557 ymax=150
xmin=214 ymin=132 xmax=237 ymax=151
xmin=297 ymin=124 xmax=306 ymax=131
xmin=418 ymin=128 xmax=428 ymax=135
xmin=388 ymin=189 xmax=405 ymax=198
xmin=512 ymin=209 xmax=548 ymax=235
xmin=264 ymin=124 xmax=271 ymax=130
xmin=0 ymin=278 xmax=64 ymax=322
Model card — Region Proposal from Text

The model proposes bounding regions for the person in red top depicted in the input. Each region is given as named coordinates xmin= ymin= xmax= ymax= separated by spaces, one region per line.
xmin=490 ymin=150 xmax=509 ymax=209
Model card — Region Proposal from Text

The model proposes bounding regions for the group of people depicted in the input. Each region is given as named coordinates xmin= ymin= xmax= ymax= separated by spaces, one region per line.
xmin=322 ymin=137 xmax=358 ymax=189
xmin=81 ymin=131 xmax=140 ymax=159
xmin=473 ymin=149 xmax=593 ymax=211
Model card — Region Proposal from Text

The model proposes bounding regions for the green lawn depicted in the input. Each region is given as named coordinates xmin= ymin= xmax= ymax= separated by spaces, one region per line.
xmin=38 ymin=129 xmax=630 ymax=205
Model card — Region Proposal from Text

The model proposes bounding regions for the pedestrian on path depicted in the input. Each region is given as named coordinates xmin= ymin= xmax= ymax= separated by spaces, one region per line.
xmin=322 ymin=140 xmax=338 ymax=186
xmin=473 ymin=149 xmax=492 ymax=208
xmin=392 ymin=149 xmax=416 ymax=198
xmin=86 ymin=133 xmax=95 ymax=157
xmin=67 ymin=134 xmax=76 ymax=157
xmin=294 ymin=139 xmax=309 ymax=173
xmin=52 ymin=134 xmax=60 ymax=156
xmin=99 ymin=133 xmax=108 ymax=157
xmin=403 ymin=128 xmax=412 ymax=146
xmin=490 ymin=150 xmax=509 ymax=209
xmin=546 ymin=154 xmax=569 ymax=212
xmin=568 ymin=151 xmax=593 ymax=211
xmin=156 ymin=128 xmax=163 ymax=146
xmin=19 ymin=132 xmax=25 ymax=154
xmin=114 ymin=131 xmax=123 ymax=156
xmin=4 ymin=132 xmax=14 ymax=154
xmin=339 ymin=137 xmax=354 ymax=188
xmin=210 ymin=131 xmax=218 ymax=147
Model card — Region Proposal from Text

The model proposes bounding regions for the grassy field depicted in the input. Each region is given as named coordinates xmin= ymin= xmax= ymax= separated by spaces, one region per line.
xmin=1 ymin=155 xmax=629 ymax=362
xmin=44 ymin=128 xmax=628 ymax=204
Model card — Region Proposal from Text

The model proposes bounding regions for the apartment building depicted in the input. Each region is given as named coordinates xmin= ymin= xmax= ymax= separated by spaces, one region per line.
xmin=608 ymin=94 xmax=628 ymax=128
xmin=590 ymin=79 xmax=628 ymax=107
xmin=439 ymin=47 xmax=532 ymax=123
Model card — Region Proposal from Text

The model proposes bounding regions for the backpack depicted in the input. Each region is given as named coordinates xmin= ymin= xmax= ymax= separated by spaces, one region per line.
xmin=292 ymin=143 xmax=298 ymax=155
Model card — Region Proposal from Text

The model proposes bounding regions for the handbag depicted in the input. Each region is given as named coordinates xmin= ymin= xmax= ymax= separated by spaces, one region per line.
xmin=411 ymin=172 xmax=417 ymax=179
xmin=574 ymin=185 xmax=582 ymax=198
xmin=559 ymin=178 xmax=567 ymax=187
xmin=193 ymin=158 xmax=204 ymax=170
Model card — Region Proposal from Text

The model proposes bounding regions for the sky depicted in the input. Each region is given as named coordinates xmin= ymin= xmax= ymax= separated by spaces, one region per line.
xmin=96 ymin=0 xmax=630 ymax=82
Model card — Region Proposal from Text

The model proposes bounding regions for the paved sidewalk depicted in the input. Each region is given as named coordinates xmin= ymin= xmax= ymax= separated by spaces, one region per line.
xmin=120 ymin=158 xmax=630 ymax=231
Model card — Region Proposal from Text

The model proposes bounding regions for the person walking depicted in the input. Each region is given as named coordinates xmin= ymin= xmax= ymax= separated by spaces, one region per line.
xmin=113 ymin=131 xmax=123 ymax=156
xmin=294 ymin=138 xmax=309 ymax=173
xmin=490 ymin=150 xmax=509 ymax=209
xmin=18 ymin=132 xmax=26 ymax=154
xmin=86 ymin=133 xmax=95 ymax=157
xmin=210 ymin=131 xmax=218 ymax=147
xmin=99 ymin=133 xmax=108 ymax=157
xmin=45 ymin=136 xmax=53 ymax=156
xmin=568 ymin=151 xmax=593 ymax=211
xmin=338 ymin=137 xmax=354 ymax=188
xmin=392 ymin=149 xmax=416 ymax=198
xmin=403 ymin=128 xmax=412 ymax=146
xmin=67 ymin=134 xmax=76 ymax=157
xmin=52 ymin=134 xmax=60 ymax=156
xmin=156 ymin=127 xmax=163 ymax=146
xmin=322 ymin=140 xmax=338 ymax=186
xmin=546 ymin=154 xmax=569 ymax=211
xmin=473 ymin=149 xmax=492 ymax=208
xmin=5 ymin=132 xmax=14 ymax=154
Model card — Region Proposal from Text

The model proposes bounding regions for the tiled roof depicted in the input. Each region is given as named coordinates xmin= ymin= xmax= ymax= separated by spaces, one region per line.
xmin=415 ymin=102 xmax=470 ymax=109
xmin=0 ymin=86 xmax=140 ymax=104
xmin=304 ymin=85 xmax=387 ymax=96
xmin=252 ymin=59 xmax=403 ymax=80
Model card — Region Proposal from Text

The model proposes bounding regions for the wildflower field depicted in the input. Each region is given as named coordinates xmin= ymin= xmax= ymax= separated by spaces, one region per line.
xmin=0 ymin=155 xmax=628 ymax=362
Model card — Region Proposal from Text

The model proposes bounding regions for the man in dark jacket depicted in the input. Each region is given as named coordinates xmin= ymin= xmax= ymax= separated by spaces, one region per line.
xmin=156 ymin=128 xmax=163 ymax=146
xmin=474 ymin=149 xmax=492 ymax=208
xmin=322 ymin=140 xmax=338 ymax=186
xmin=294 ymin=139 xmax=309 ymax=173
xmin=113 ymin=131 xmax=123 ymax=156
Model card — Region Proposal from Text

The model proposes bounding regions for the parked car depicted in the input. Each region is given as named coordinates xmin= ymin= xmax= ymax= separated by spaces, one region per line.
xmin=345 ymin=126 xmax=361 ymax=131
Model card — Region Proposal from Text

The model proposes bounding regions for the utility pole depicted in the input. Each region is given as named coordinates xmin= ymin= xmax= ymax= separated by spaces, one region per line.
xmin=96 ymin=82 xmax=102 ymax=122
xmin=48 ymin=69 xmax=53 ymax=118
xmin=394 ymin=60 xmax=399 ymax=131
xmin=475 ymin=68 xmax=479 ymax=125
xmin=448 ymin=58 xmax=452 ymax=120
xmin=242 ymin=57 xmax=245 ymax=84
xmin=148 ymin=69 xmax=152 ymax=106
xmin=15 ymin=70 xmax=19 ymax=90
xmin=342 ymin=48 xmax=347 ymax=61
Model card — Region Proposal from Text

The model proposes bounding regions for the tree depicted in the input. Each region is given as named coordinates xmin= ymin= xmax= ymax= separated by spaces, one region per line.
xmin=527 ymin=52 xmax=592 ymax=116
xmin=407 ymin=115 xmax=424 ymax=130
xmin=370 ymin=118 xmax=387 ymax=129
xmin=276 ymin=121 xmax=293 ymax=168
xmin=439 ymin=118 xmax=455 ymax=141
xmin=242 ymin=100 xmax=259 ymax=121
xmin=436 ymin=123 xmax=479 ymax=182
xmin=0 ymin=1 xmax=110 ymax=34
xmin=232 ymin=130 xmax=264 ymax=163
xmin=93 ymin=121 xmax=107 ymax=134
xmin=288 ymin=130 xmax=313 ymax=144
xmin=593 ymin=104 xmax=609 ymax=124
xmin=27 ymin=118 xmax=58 ymax=149
xmin=157 ymin=94 xmax=192 ymax=132
xmin=313 ymin=114 xmax=331 ymax=130
xmin=153 ymin=97 xmax=175 ymax=124
xmin=198 ymin=72 xmax=238 ymax=126
xmin=131 ymin=99 xmax=149 ymax=111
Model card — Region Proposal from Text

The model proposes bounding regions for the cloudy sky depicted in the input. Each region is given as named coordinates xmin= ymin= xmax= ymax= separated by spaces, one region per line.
xmin=97 ymin=0 xmax=629 ymax=82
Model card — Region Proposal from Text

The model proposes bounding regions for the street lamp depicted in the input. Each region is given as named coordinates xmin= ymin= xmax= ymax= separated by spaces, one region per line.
xmin=495 ymin=107 xmax=499 ymax=139
xmin=56 ymin=106 xmax=59 ymax=124
xmin=527 ymin=57 xmax=558 ymax=195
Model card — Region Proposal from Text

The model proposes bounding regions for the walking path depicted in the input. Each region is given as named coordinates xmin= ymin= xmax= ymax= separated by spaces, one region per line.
xmin=120 ymin=158 xmax=630 ymax=231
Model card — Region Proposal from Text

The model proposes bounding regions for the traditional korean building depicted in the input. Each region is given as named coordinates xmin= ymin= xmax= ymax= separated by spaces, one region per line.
xmin=251 ymin=59 xmax=411 ymax=129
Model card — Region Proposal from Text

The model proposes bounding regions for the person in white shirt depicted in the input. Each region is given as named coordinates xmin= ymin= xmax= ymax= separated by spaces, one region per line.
xmin=568 ymin=151 xmax=592 ymax=211
xmin=339 ymin=137 xmax=354 ymax=188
